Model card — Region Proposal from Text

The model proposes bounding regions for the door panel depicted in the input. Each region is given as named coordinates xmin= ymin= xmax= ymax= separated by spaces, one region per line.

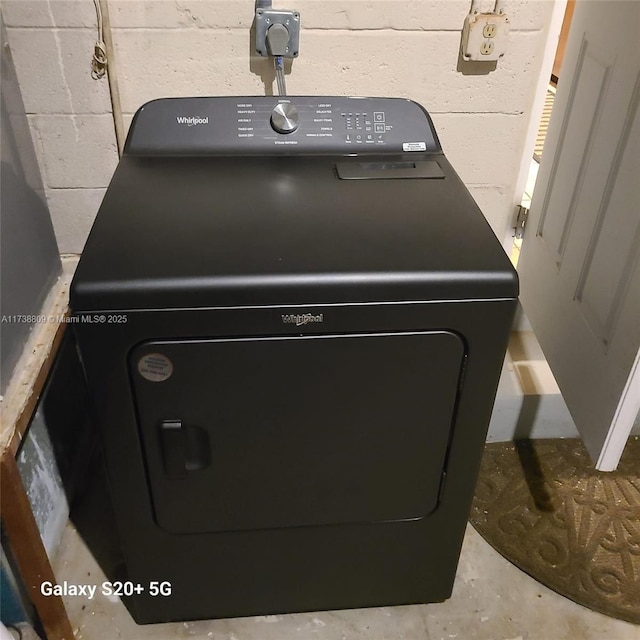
xmin=130 ymin=331 xmax=465 ymax=533
xmin=574 ymin=91 xmax=640 ymax=346
xmin=537 ymin=38 xmax=612 ymax=264
xmin=518 ymin=1 xmax=640 ymax=470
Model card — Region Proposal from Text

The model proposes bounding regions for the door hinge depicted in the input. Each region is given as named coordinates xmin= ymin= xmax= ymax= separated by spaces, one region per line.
xmin=514 ymin=204 xmax=529 ymax=240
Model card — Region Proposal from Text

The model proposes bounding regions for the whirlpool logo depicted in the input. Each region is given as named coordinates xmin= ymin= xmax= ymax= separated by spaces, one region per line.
xmin=282 ymin=313 xmax=324 ymax=327
xmin=176 ymin=116 xmax=209 ymax=127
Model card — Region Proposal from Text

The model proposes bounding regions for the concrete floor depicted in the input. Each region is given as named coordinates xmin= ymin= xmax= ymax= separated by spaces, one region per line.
xmin=52 ymin=521 xmax=639 ymax=640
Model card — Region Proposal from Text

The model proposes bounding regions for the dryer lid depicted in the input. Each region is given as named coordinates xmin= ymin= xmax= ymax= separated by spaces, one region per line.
xmin=70 ymin=98 xmax=518 ymax=312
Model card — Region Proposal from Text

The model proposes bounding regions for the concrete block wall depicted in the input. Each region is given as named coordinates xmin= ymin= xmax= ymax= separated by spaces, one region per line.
xmin=3 ymin=0 xmax=555 ymax=253
xmin=3 ymin=2 xmax=117 ymax=252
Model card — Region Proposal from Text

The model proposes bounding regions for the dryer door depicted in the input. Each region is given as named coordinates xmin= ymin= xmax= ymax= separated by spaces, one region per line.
xmin=129 ymin=331 xmax=465 ymax=534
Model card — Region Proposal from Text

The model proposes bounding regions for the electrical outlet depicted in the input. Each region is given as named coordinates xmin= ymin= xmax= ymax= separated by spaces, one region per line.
xmin=255 ymin=8 xmax=300 ymax=58
xmin=483 ymin=23 xmax=497 ymax=38
xmin=461 ymin=12 xmax=509 ymax=62
xmin=480 ymin=40 xmax=494 ymax=56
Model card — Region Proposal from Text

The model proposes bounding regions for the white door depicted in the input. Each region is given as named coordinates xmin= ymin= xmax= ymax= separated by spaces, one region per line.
xmin=518 ymin=0 xmax=640 ymax=471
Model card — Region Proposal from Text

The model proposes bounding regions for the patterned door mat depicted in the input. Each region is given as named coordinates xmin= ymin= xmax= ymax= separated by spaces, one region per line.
xmin=470 ymin=437 xmax=640 ymax=624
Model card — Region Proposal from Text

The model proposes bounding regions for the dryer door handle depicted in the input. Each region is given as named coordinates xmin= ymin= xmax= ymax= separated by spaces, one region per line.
xmin=159 ymin=420 xmax=211 ymax=478
xmin=160 ymin=420 xmax=188 ymax=478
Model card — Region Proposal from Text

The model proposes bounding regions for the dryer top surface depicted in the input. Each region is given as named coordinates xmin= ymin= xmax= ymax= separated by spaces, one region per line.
xmin=71 ymin=98 xmax=517 ymax=311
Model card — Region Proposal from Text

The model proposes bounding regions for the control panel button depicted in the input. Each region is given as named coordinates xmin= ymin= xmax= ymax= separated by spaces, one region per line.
xmin=271 ymin=103 xmax=299 ymax=134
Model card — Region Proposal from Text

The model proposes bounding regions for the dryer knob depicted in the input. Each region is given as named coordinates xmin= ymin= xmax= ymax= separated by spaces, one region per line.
xmin=271 ymin=103 xmax=299 ymax=134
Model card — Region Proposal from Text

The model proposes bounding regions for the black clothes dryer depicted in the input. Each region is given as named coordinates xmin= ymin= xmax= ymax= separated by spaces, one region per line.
xmin=71 ymin=96 xmax=518 ymax=623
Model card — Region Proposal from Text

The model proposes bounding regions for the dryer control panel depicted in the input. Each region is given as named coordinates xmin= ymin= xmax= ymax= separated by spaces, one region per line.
xmin=125 ymin=96 xmax=441 ymax=156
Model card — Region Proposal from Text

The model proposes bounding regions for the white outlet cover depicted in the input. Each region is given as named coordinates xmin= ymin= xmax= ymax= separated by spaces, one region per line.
xmin=461 ymin=12 xmax=509 ymax=62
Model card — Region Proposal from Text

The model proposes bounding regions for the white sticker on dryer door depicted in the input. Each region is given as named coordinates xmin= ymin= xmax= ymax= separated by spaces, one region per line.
xmin=403 ymin=142 xmax=427 ymax=151
xmin=138 ymin=353 xmax=173 ymax=382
